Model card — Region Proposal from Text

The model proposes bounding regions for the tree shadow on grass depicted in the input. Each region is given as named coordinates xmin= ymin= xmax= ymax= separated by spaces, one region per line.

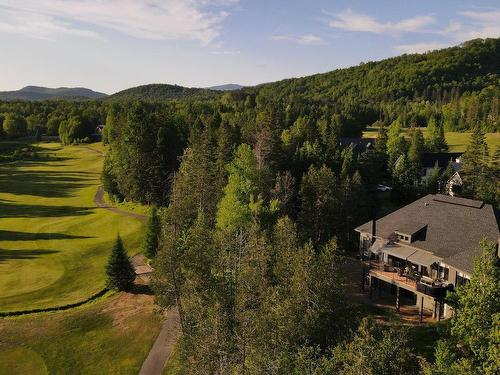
xmin=0 ymin=230 xmax=92 ymax=241
xmin=0 ymin=170 xmax=96 ymax=198
xmin=129 ymin=284 xmax=154 ymax=296
xmin=0 ymin=249 xmax=60 ymax=263
xmin=0 ymin=201 xmax=93 ymax=218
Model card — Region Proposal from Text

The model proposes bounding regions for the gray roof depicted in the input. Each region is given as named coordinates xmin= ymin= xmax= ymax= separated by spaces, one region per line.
xmin=356 ymin=194 xmax=499 ymax=273
xmin=422 ymin=152 xmax=462 ymax=169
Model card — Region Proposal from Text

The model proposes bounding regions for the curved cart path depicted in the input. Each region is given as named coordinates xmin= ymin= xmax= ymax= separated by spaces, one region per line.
xmin=93 ymin=186 xmax=147 ymax=223
xmin=93 ymin=182 xmax=181 ymax=375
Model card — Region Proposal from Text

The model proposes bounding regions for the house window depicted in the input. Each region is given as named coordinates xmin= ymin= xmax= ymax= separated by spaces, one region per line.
xmin=421 ymin=266 xmax=429 ymax=277
xmin=456 ymin=272 xmax=470 ymax=287
xmin=438 ymin=265 xmax=449 ymax=281
xmin=388 ymin=255 xmax=405 ymax=268
xmin=398 ymin=234 xmax=410 ymax=242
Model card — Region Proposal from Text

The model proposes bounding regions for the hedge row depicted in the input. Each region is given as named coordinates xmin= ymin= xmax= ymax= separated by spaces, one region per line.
xmin=0 ymin=288 xmax=109 ymax=317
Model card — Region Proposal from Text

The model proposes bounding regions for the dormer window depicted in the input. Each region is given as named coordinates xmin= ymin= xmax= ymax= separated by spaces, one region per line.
xmin=397 ymin=233 xmax=410 ymax=242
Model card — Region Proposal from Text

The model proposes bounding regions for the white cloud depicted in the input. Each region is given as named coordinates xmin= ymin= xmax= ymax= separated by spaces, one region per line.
xmin=453 ymin=10 xmax=500 ymax=40
xmin=298 ymin=34 xmax=324 ymax=45
xmin=395 ymin=42 xmax=449 ymax=54
xmin=211 ymin=49 xmax=240 ymax=55
xmin=0 ymin=8 xmax=97 ymax=39
xmin=328 ymin=9 xmax=435 ymax=35
xmin=327 ymin=7 xmax=500 ymax=56
xmin=0 ymin=0 xmax=235 ymax=44
xmin=271 ymin=33 xmax=325 ymax=45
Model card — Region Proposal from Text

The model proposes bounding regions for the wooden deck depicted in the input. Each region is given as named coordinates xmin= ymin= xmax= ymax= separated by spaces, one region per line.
xmin=367 ymin=262 xmax=417 ymax=292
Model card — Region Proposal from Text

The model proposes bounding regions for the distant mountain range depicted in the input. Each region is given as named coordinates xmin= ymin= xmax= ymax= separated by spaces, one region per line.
xmin=207 ymin=84 xmax=244 ymax=91
xmin=0 ymin=86 xmax=108 ymax=101
xmin=0 ymin=86 xmax=107 ymax=100
xmin=0 ymin=83 xmax=244 ymax=102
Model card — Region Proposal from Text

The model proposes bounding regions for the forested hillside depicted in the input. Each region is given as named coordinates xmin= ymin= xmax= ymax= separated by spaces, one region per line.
xmin=246 ymin=38 xmax=499 ymax=132
xmin=107 ymin=84 xmax=221 ymax=101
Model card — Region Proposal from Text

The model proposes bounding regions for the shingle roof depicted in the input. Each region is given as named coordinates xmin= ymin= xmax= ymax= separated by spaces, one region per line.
xmin=356 ymin=194 xmax=499 ymax=273
xmin=339 ymin=138 xmax=375 ymax=154
xmin=422 ymin=152 xmax=462 ymax=169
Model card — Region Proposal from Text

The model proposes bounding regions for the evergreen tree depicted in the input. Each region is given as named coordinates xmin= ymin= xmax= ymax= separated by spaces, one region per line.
xmin=391 ymin=154 xmax=418 ymax=204
xmin=386 ymin=118 xmax=407 ymax=168
xmin=106 ymin=234 xmax=135 ymax=291
xmin=426 ymin=116 xmax=448 ymax=152
xmin=340 ymin=145 xmax=356 ymax=180
xmin=374 ymin=124 xmax=388 ymax=154
xmin=216 ymin=144 xmax=262 ymax=232
xmin=143 ymin=206 xmax=161 ymax=258
xmin=425 ymin=162 xmax=442 ymax=194
xmin=407 ymin=127 xmax=425 ymax=181
xmin=299 ymin=165 xmax=339 ymax=244
xmin=461 ymin=125 xmax=489 ymax=197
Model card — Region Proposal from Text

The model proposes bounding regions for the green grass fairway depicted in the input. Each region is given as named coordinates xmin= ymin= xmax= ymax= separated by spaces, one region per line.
xmin=363 ymin=127 xmax=500 ymax=153
xmin=0 ymin=292 xmax=162 ymax=375
xmin=0 ymin=142 xmax=144 ymax=312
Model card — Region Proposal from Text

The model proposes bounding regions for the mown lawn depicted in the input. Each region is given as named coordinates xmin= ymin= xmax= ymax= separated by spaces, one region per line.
xmin=0 ymin=141 xmax=144 ymax=312
xmin=0 ymin=292 xmax=162 ymax=375
xmin=363 ymin=127 xmax=500 ymax=153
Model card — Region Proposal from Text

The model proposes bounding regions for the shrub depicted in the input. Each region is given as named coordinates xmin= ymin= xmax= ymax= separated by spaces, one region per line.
xmin=3 ymin=113 xmax=27 ymax=138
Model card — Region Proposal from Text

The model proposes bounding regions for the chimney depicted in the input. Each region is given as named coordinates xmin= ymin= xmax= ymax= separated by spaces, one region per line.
xmin=371 ymin=219 xmax=376 ymax=243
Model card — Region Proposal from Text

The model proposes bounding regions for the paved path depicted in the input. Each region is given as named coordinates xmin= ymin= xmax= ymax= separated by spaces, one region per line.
xmin=93 ymin=186 xmax=147 ymax=222
xmin=139 ymin=309 xmax=181 ymax=375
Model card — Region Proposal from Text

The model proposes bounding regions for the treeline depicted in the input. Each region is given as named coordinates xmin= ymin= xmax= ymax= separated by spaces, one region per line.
xmin=0 ymin=100 xmax=104 ymax=144
xmin=1 ymin=38 xmax=498 ymax=147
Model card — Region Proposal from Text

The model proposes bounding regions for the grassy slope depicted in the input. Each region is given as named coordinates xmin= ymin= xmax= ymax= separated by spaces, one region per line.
xmin=0 ymin=292 xmax=162 ymax=375
xmin=363 ymin=127 xmax=500 ymax=153
xmin=0 ymin=142 xmax=144 ymax=312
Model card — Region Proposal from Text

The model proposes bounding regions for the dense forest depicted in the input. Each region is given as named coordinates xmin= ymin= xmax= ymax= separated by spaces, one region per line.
xmin=107 ymin=84 xmax=221 ymax=101
xmin=1 ymin=38 xmax=499 ymax=373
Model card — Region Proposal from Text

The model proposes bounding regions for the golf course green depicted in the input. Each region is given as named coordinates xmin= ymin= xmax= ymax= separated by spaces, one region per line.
xmin=0 ymin=141 xmax=144 ymax=312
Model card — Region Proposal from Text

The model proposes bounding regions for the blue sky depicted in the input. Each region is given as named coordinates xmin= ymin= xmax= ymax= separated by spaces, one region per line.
xmin=0 ymin=0 xmax=499 ymax=94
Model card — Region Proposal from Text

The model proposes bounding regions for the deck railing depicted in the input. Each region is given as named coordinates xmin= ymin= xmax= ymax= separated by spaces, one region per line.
xmin=366 ymin=260 xmax=417 ymax=289
xmin=366 ymin=260 xmax=451 ymax=297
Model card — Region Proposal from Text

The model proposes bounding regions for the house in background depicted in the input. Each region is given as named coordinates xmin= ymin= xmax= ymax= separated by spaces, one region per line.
xmin=339 ymin=137 xmax=375 ymax=155
xmin=356 ymin=194 xmax=499 ymax=321
xmin=445 ymin=172 xmax=463 ymax=196
xmin=421 ymin=152 xmax=462 ymax=180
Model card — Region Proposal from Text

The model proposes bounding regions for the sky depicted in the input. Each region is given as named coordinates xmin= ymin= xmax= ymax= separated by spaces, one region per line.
xmin=0 ymin=0 xmax=499 ymax=94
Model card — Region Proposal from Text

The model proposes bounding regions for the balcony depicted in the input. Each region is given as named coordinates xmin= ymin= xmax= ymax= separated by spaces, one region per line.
xmin=367 ymin=260 xmax=417 ymax=291
xmin=366 ymin=260 xmax=451 ymax=298
xmin=416 ymin=282 xmax=450 ymax=298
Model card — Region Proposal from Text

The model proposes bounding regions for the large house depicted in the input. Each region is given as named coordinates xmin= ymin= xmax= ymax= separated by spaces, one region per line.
xmin=355 ymin=194 xmax=499 ymax=320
